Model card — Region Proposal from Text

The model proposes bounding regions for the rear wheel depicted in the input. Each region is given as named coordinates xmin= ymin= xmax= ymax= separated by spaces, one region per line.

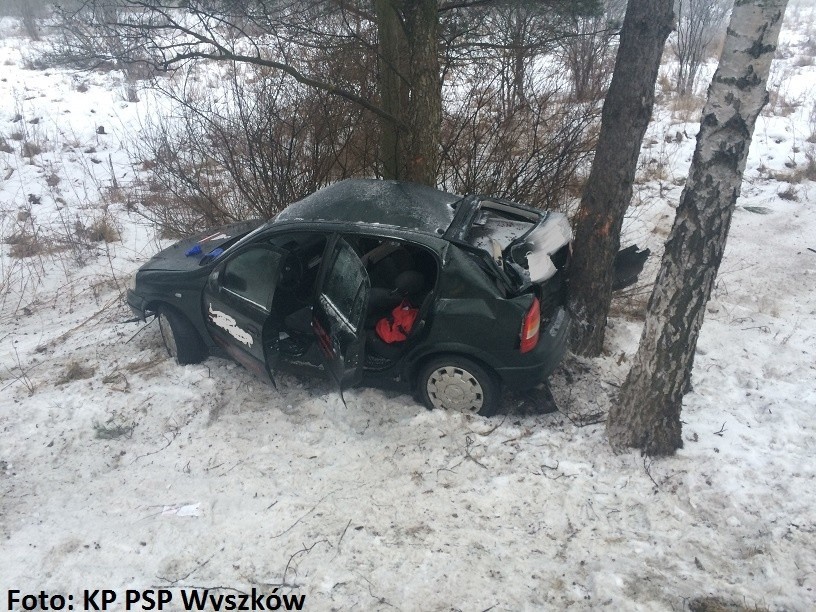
xmin=417 ymin=356 xmax=500 ymax=416
xmin=157 ymin=306 xmax=205 ymax=365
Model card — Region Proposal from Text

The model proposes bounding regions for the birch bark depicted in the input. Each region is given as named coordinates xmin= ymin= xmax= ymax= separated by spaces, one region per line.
xmin=608 ymin=0 xmax=789 ymax=456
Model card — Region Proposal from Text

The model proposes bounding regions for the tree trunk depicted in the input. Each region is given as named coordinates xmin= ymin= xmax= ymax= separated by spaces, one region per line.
xmin=374 ymin=0 xmax=440 ymax=186
xmin=374 ymin=0 xmax=407 ymax=181
xmin=402 ymin=0 xmax=442 ymax=186
xmin=568 ymin=0 xmax=674 ymax=356
xmin=607 ymin=0 xmax=788 ymax=456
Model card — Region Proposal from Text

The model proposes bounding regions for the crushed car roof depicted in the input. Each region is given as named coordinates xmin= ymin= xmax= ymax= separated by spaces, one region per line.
xmin=273 ymin=179 xmax=462 ymax=236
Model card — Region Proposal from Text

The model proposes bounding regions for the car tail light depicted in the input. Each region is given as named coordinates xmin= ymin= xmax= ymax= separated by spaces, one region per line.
xmin=519 ymin=297 xmax=540 ymax=354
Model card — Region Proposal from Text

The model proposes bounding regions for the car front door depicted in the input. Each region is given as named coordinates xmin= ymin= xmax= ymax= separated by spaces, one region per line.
xmin=202 ymin=244 xmax=284 ymax=383
xmin=312 ymin=236 xmax=370 ymax=393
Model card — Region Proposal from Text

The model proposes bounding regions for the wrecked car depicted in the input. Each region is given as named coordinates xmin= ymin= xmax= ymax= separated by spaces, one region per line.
xmin=127 ymin=179 xmax=574 ymax=415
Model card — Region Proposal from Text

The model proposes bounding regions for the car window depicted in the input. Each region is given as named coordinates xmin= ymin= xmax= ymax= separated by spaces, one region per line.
xmin=222 ymin=247 xmax=282 ymax=310
xmin=320 ymin=242 xmax=369 ymax=331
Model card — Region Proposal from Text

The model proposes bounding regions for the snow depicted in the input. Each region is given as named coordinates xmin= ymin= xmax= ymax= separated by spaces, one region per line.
xmin=2 ymin=8 xmax=816 ymax=611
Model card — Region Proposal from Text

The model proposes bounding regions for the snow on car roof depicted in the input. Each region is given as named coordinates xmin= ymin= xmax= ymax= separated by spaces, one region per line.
xmin=273 ymin=179 xmax=461 ymax=235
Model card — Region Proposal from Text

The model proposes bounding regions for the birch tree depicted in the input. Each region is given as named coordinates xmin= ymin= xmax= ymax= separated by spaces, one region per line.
xmin=608 ymin=0 xmax=789 ymax=456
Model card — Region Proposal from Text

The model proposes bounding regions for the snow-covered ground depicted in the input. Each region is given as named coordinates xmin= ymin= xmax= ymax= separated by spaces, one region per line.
xmin=1 ymin=8 xmax=815 ymax=611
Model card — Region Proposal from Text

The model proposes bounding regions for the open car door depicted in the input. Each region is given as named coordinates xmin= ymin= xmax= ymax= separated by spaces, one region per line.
xmin=312 ymin=236 xmax=370 ymax=395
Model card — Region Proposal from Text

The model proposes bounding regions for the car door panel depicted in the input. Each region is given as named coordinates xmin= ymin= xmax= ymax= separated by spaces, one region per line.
xmin=202 ymin=245 xmax=284 ymax=383
xmin=312 ymin=236 xmax=370 ymax=391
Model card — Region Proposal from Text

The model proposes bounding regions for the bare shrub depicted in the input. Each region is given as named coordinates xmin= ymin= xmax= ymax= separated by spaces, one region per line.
xmin=4 ymin=223 xmax=70 ymax=258
xmin=671 ymin=0 xmax=730 ymax=96
xmin=1 ymin=0 xmax=49 ymax=40
xmin=47 ymin=3 xmax=157 ymax=82
xmin=0 ymin=136 xmax=13 ymax=154
xmin=439 ymin=69 xmax=599 ymax=210
xmin=133 ymin=61 xmax=378 ymax=236
xmin=558 ymin=0 xmax=624 ymax=102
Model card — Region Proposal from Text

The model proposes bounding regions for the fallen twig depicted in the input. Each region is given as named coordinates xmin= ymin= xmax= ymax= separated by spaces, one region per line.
xmin=156 ymin=553 xmax=215 ymax=585
xmin=282 ymin=539 xmax=330 ymax=585
xmin=271 ymin=490 xmax=338 ymax=538
xmin=464 ymin=435 xmax=488 ymax=469
xmin=336 ymin=519 xmax=352 ymax=552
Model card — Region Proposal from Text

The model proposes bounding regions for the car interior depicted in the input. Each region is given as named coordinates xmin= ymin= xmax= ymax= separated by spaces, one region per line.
xmin=352 ymin=236 xmax=438 ymax=369
xmin=267 ymin=232 xmax=438 ymax=370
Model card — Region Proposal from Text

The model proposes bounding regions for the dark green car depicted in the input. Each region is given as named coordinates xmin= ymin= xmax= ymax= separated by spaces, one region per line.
xmin=127 ymin=179 xmax=573 ymax=415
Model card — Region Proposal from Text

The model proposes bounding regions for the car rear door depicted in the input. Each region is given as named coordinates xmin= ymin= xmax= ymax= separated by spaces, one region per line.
xmin=312 ymin=236 xmax=370 ymax=393
xmin=202 ymin=244 xmax=285 ymax=383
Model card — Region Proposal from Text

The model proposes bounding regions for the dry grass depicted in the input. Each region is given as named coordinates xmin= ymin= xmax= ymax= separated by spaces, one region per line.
xmin=609 ymin=289 xmax=651 ymax=321
xmin=773 ymin=153 xmax=816 ymax=184
xmin=22 ymin=141 xmax=42 ymax=157
xmin=56 ymin=361 xmax=95 ymax=384
xmin=670 ymin=93 xmax=706 ymax=122
xmin=777 ymin=184 xmax=799 ymax=201
xmin=657 ymin=72 xmax=674 ymax=98
xmin=765 ymin=89 xmax=800 ymax=117
xmin=637 ymin=160 xmax=669 ymax=183
xmin=688 ymin=597 xmax=769 ymax=612
xmin=89 ymin=217 xmax=120 ymax=242
xmin=5 ymin=230 xmax=45 ymax=258
xmin=93 ymin=421 xmax=133 ymax=439
xmin=75 ymin=216 xmax=121 ymax=243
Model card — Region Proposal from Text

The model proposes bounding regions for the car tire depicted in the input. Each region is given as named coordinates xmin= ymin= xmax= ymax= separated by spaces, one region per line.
xmin=157 ymin=306 xmax=205 ymax=365
xmin=417 ymin=356 xmax=500 ymax=416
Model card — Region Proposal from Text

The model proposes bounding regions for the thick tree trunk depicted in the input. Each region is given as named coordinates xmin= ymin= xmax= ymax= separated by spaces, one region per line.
xmin=374 ymin=0 xmax=440 ymax=186
xmin=607 ymin=0 xmax=788 ymax=456
xmin=374 ymin=0 xmax=407 ymax=181
xmin=568 ymin=0 xmax=674 ymax=356
xmin=402 ymin=0 xmax=441 ymax=186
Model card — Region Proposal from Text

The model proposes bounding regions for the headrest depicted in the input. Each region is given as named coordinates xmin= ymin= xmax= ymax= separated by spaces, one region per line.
xmin=394 ymin=270 xmax=425 ymax=296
